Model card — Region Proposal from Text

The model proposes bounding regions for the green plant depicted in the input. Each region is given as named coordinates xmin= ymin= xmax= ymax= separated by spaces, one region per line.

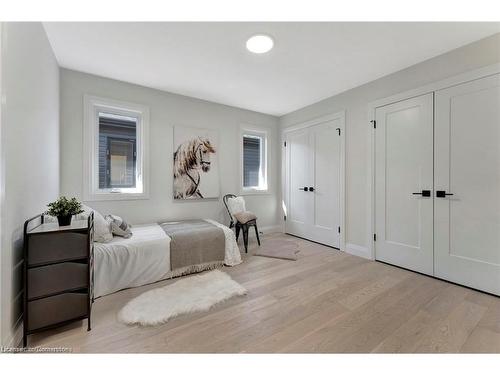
xmin=46 ymin=196 xmax=84 ymax=217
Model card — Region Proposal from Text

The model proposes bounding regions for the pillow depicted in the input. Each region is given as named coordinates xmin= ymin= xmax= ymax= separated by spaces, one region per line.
xmin=227 ymin=196 xmax=246 ymax=216
xmin=75 ymin=205 xmax=112 ymax=243
xmin=44 ymin=204 xmax=112 ymax=242
xmin=233 ymin=211 xmax=257 ymax=224
xmin=105 ymin=214 xmax=133 ymax=238
xmin=74 ymin=204 xmax=94 ymax=221
xmin=43 ymin=215 xmax=57 ymax=223
xmin=91 ymin=210 xmax=113 ymax=243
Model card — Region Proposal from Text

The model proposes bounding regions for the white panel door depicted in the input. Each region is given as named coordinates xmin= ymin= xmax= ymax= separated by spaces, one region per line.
xmin=286 ymin=128 xmax=313 ymax=240
xmin=375 ymin=93 xmax=434 ymax=275
xmin=309 ymin=120 xmax=341 ymax=247
xmin=434 ymin=74 xmax=500 ymax=295
xmin=285 ymin=119 xmax=341 ymax=248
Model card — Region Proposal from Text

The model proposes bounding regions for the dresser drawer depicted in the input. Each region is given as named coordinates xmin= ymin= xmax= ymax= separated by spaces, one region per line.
xmin=28 ymin=262 xmax=88 ymax=300
xmin=27 ymin=292 xmax=88 ymax=331
xmin=28 ymin=232 xmax=88 ymax=266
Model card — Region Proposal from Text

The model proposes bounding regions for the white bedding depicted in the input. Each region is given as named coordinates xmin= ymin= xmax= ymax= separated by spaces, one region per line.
xmin=94 ymin=220 xmax=242 ymax=297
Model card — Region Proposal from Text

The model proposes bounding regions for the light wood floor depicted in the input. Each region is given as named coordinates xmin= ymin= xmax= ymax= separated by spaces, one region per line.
xmin=29 ymin=233 xmax=500 ymax=353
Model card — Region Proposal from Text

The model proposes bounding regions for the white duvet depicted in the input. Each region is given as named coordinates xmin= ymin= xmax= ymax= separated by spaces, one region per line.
xmin=94 ymin=220 xmax=242 ymax=297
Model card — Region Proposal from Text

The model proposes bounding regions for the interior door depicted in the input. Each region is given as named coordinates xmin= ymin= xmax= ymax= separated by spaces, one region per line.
xmin=285 ymin=120 xmax=341 ymax=248
xmin=434 ymin=74 xmax=500 ymax=295
xmin=309 ymin=120 xmax=341 ymax=247
xmin=375 ymin=93 xmax=434 ymax=275
xmin=285 ymin=128 xmax=313 ymax=240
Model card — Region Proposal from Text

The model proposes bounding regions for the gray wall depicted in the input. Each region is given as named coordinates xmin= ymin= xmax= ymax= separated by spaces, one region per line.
xmin=280 ymin=33 xmax=500 ymax=251
xmin=0 ymin=22 xmax=60 ymax=346
xmin=60 ymin=69 xmax=280 ymax=228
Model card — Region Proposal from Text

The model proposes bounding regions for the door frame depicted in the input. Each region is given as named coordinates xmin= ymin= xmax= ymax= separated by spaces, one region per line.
xmin=0 ymin=22 xmax=3 ymax=345
xmin=281 ymin=110 xmax=346 ymax=251
xmin=368 ymin=63 xmax=500 ymax=260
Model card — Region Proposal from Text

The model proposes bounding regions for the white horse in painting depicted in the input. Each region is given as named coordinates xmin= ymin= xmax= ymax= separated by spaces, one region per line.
xmin=173 ymin=137 xmax=216 ymax=199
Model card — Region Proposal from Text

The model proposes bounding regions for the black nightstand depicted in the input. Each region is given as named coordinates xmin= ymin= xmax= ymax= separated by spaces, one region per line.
xmin=22 ymin=212 xmax=94 ymax=347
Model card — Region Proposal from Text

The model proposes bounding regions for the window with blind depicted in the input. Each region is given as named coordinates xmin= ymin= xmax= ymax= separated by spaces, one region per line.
xmin=84 ymin=95 xmax=149 ymax=200
xmin=98 ymin=113 xmax=137 ymax=189
xmin=241 ymin=131 xmax=267 ymax=192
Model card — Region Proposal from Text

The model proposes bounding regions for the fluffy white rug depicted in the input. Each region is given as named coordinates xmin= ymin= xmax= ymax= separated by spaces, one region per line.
xmin=118 ymin=270 xmax=247 ymax=326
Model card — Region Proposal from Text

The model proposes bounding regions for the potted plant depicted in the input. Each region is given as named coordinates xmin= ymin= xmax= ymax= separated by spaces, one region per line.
xmin=46 ymin=196 xmax=84 ymax=226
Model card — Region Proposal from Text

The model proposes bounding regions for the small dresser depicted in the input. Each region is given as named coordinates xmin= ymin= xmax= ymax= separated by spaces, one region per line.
xmin=23 ymin=212 xmax=94 ymax=347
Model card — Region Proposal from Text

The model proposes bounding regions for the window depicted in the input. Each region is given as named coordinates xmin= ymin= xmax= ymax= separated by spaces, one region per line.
xmin=84 ymin=96 xmax=149 ymax=200
xmin=98 ymin=113 xmax=137 ymax=189
xmin=240 ymin=128 xmax=268 ymax=193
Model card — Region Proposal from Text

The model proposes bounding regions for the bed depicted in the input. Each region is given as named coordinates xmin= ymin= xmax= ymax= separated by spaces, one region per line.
xmin=94 ymin=219 xmax=242 ymax=297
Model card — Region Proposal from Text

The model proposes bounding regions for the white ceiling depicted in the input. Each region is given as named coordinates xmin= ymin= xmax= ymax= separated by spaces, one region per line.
xmin=43 ymin=22 xmax=499 ymax=116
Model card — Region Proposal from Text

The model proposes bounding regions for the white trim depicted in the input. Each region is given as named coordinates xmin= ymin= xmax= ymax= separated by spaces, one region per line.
xmin=259 ymin=224 xmax=284 ymax=234
xmin=368 ymin=63 xmax=500 ymax=260
xmin=369 ymin=63 xmax=500 ymax=110
xmin=345 ymin=243 xmax=371 ymax=260
xmin=239 ymin=124 xmax=269 ymax=195
xmin=0 ymin=22 xmax=3 ymax=345
xmin=281 ymin=110 xmax=346 ymax=251
xmin=281 ymin=112 xmax=346 ymax=134
xmin=6 ymin=319 xmax=23 ymax=348
xmin=83 ymin=95 xmax=150 ymax=201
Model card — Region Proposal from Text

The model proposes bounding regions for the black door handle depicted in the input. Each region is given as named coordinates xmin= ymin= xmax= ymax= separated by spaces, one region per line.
xmin=412 ymin=190 xmax=431 ymax=197
xmin=309 ymin=187 xmax=315 ymax=192
xmin=436 ymin=190 xmax=454 ymax=198
xmin=299 ymin=187 xmax=309 ymax=191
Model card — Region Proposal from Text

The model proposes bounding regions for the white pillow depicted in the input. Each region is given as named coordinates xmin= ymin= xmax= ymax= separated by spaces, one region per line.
xmin=43 ymin=204 xmax=92 ymax=222
xmin=227 ymin=196 xmax=246 ymax=216
xmin=77 ymin=205 xmax=113 ymax=243
xmin=105 ymin=214 xmax=133 ymax=238
xmin=44 ymin=204 xmax=112 ymax=243
xmin=92 ymin=210 xmax=113 ymax=243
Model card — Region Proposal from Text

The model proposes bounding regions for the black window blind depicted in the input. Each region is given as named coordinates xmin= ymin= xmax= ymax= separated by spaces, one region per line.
xmin=98 ymin=114 xmax=137 ymax=189
xmin=243 ymin=136 xmax=261 ymax=188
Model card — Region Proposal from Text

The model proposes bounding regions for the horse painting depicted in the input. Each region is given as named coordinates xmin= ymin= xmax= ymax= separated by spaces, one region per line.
xmin=173 ymin=137 xmax=216 ymax=199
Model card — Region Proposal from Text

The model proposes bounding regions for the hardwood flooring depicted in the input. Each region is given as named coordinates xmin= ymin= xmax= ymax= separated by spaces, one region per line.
xmin=28 ymin=233 xmax=500 ymax=353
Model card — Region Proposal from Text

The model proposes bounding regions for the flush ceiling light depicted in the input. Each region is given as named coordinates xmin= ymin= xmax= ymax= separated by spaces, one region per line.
xmin=246 ymin=34 xmax=274 ymax=54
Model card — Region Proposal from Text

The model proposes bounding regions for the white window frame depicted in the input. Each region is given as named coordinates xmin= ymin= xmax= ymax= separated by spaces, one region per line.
xmin=239 ymin=125 xmax=269 ymax=195
xmin=83 ymin=95 xmax=150 ymax=201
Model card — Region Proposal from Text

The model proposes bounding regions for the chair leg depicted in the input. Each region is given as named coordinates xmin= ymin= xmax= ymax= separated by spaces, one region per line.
xmin=254 ymin=224 xmax=261 ymax=246
xmin=235 ymin=225 xmax=240 ymax=241
xmin=242 ymin=225 xmax=249 ymax=253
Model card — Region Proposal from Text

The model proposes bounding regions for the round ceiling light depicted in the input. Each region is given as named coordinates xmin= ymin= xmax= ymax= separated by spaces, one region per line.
xmin=246 ymin=34 xmax=274 ymax=54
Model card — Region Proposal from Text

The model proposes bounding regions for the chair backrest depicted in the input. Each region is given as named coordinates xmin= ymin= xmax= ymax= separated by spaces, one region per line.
xmin=223 ymin=194 xmax=237 ymax=225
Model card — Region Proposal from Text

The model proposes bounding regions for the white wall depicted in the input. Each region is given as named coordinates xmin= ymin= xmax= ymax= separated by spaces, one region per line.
xmin=60 ymin=69 xmax=280 ymax=228
xmin=0 ymin=22 xmax=60 ymax=346
xmin=280 ymin=33 xmax=500 ymax=253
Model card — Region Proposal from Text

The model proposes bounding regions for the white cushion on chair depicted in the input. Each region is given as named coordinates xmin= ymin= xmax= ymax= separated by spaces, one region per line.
xmin=227 ymin=196 xmax=246 ymax=216
xmin=234 ymin=211 xmax=257 ymax=224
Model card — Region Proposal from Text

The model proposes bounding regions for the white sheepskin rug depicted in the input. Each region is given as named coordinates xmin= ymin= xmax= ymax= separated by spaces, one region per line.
xmin=118 ymin=270 xmax=247 ymax=326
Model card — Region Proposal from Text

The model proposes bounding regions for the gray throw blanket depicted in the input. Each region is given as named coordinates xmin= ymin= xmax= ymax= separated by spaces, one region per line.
xmin=159 ymin=220 xmax=225 ymax=270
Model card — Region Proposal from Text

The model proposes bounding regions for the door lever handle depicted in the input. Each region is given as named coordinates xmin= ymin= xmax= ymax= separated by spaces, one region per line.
xmin=436 ymin=190 xmax=454 ymax=198
xmin=299 ymin=187 xmax=309 ymax=191
xmin=412 ymin=190 xmax=431 ymax=197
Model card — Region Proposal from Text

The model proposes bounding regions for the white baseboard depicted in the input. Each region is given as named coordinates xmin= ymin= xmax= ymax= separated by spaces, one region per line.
xmin=5 ymin=319 xmax=23 ymax=348
xmin=345 ymin=243 xmax=372 ymax=260
xmin=259 ymin=225 xmax=283 ymax=234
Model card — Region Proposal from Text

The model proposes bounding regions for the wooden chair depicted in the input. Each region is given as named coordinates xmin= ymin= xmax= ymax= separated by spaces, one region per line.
xmin=223 ymin=194 xmax=260 ymax=253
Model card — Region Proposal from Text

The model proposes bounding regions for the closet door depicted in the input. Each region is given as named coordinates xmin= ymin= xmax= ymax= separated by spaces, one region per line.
xmin=375 ymin=93 xmax=434 ymax=275
xmin=434 ymin=74 xmax=500 ymax=295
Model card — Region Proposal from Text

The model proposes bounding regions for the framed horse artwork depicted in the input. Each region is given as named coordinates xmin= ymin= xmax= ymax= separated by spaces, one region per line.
xmin=173 ymin=126 xmax=220 ymax=199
